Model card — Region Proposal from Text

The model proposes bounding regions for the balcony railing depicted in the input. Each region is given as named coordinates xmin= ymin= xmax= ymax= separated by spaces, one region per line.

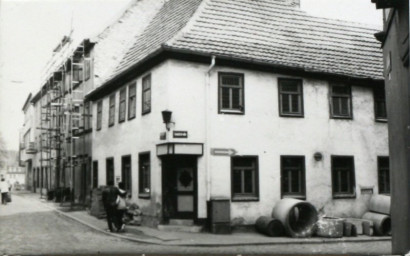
xmin=26 ymin=142 xmax=37 ymax=154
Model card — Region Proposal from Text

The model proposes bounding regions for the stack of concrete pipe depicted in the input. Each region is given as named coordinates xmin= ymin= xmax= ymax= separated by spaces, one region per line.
xmin=361 ymin=195 xmax=391 ymax=236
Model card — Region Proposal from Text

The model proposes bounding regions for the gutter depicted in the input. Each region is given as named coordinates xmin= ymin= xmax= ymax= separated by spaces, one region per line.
xmin=205 ymin=56 xmax=216 ymax=201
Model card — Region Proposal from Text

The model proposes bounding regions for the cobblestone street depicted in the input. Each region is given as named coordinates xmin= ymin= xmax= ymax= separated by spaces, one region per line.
xmin=0 ymin=192 xmax=392 ymax=255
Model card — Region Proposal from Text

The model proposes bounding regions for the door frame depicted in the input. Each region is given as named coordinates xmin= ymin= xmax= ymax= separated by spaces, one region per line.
xmin=161 ymin=155 xmax=198 ymax=223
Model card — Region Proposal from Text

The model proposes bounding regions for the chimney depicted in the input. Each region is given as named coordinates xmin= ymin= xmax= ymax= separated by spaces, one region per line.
xmin=286 ymin=0 xmax=300 ymax=8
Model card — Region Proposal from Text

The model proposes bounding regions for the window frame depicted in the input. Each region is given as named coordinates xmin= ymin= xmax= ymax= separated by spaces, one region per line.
xmin=374 ymin=86 xmax=388 ymax=122
xmin=108 ymin=93 xmax=115 ymax=127
xmin=138 ymin=152 xmax=151 ymax=199
xmin=378 ymin=156 xmax=390 ymax=194
xmin=84 ymin=58 xmax=91 ymax=81
xmin=329 ymin=83 xmax=353 ymax=119
xmin=231 ymin=156 xmax=259 ymax=202
xmin=278 ymin=78 xmax=304 ymax=117
xmin=280 ymin=156 xmax=306 ymax=199
xmin=121 ymin=155 xmax=132 ymax=194
xmin=142 ymin=74 xmax=151 ymax=115
xmin=218 ymin=72 xmax=245 ymax=115
xmin=331 ymin=156 xmax=356 ymax=199
xmin=96 ymin=100 xmax=102 ymax=131
xmin=128 ymin=81 xmax=137 ymax=120
xmin=119 ymin=88 xmax=126 ymax=123
xmin=106 ymin=157 xmax=114 ymax=186
xmin=92 ymin=161 xmax=98 ymax=189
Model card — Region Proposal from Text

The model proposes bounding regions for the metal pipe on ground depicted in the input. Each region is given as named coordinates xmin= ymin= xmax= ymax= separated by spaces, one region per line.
xmin=255 ymin=216 xmax=285 ymax=237
xmin=369 ymin=194 xmax=390 ymax=215
xmin=362 ymin=211 xmax=391 ymax=236
xmin=271 ymin=198 xmax=318 ymax=238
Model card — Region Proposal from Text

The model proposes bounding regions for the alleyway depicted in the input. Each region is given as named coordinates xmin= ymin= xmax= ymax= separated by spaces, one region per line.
xmin=0 ymin=191 xmax=392 ymax=255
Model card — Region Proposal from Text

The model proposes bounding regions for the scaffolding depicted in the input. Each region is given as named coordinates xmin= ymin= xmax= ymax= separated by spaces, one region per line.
xmin=37 ymin=37 xmax=90 ymax=206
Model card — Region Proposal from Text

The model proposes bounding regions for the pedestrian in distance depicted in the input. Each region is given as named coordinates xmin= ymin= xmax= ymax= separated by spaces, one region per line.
xmin=0 ymin=178 xmax=9 ymax=205
xmin=116 ymin=182 xmax=128 ymax=232
xmin=102 ymin=180 xmax=120 ymax=232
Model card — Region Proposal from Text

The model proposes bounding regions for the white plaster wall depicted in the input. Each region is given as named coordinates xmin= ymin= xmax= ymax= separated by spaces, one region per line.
xmin=92 ymin=61 xmax=170 ymax=218
xmin=92 ymin=59 xmax=388 ymax=224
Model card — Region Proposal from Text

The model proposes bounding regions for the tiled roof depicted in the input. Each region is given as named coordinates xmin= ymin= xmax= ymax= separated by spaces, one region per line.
xmin=92 ymin=0 xmax=166 ymax=88
xmin=110 ymin=0 xmax=383 ymax=86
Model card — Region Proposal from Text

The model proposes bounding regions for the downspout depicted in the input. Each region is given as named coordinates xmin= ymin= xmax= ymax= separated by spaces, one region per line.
xmin=205 ymin=56 xmax=216 ymax=201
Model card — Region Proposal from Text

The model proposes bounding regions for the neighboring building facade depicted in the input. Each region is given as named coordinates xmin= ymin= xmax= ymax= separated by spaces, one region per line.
xmin=372 ymin=0 xmax=409 ymax=253
xmin=19 ymin=0 xmax=167 ymax=204
xmin=86 ymin=0 xmax=388 ymax=227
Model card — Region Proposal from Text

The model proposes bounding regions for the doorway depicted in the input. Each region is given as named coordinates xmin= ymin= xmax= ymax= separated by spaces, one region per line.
xmin=162 ymin=156 xmax=197 ymax=222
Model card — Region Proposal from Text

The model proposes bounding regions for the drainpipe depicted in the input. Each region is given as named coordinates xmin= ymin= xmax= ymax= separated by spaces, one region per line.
xmin=205 ymin=56 xmax=216 ymax=202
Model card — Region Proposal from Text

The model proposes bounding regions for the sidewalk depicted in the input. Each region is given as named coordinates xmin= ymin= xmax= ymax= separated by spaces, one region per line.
xmin=18 ymin=191 xmax=392 ymax=247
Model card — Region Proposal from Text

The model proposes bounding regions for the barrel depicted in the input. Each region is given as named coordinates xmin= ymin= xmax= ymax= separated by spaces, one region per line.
xmin=271 ymin=198 xmax=318 ymax=238
xmin=369 ymin=195 xmax=390 ymax=215
xmin=255 ymin=216 xmax=285 ymax=237
xmin=362 ymin=212 xmax=391 ymax=236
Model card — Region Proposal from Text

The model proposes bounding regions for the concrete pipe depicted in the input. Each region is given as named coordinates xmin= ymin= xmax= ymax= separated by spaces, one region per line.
xmin=271 ymin=198 xmax=318 ymax=238
xmin=255 ymin=216 xmax=285 ymax=237
xmin=362 ymin=212 xmax=391 ymax=236
xmin=369 ymin=195 xmax=390 ymax=215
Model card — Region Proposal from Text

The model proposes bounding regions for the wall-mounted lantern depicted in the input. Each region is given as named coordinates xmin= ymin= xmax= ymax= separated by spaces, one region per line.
xmin=161 ymin=110 xmax=174 ymax=131
xmin=314 ymin=152 xmax=323 ymax=161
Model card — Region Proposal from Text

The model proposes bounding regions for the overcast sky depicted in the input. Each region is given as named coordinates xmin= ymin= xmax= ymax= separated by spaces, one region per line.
xmin=0 ymin=0 xmax=383 ymax=151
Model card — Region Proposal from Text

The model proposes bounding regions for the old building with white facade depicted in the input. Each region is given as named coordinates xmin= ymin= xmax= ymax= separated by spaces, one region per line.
xmin=84 ymin=0 xmax=388 ymax=227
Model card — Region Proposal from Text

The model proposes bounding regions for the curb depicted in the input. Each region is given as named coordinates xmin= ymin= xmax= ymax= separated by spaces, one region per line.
xmin=33 ymin=196 xmax=392 ymax=247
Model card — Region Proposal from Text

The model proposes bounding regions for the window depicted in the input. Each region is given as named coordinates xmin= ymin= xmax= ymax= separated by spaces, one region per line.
xmin=378 ymin=157 xmax=390 ymax=194
xmin=119 ymin=88 xmax=126 ymax=123
xmin=139 ymin=152 xmax=150 ymax=198
xmin=330 ymin=83 xmax=352 ymax=119
xmin=84 ymin=102 xmax=92 ymax=130
xmin=96 ymin=100 xmax=102 ymax=130
xmin=231 ymin=156 xmax=259 ymax=201
xmin=281 ymin=156 xmax=306 ymax=199
xmin=279 ymin=78 xmax=303 ymax=117
xmin=72 ymin=64 xmax=83 ymax=82
xmin=109 ymin=94 xmax=115 ymax=126
xmin=106 ymin=158 xmax=114 ymax=186
xmin=128 ymin=82 xmax=136 ymax=119
xmin=219 ymin=73 xmax=244 ymax=114
xmin=121 ymin=155 xmax=132 ymax=193
xmin=374 ymin=86 xmax=387 ymax=121
xmin=92 ymin=161 xmax=98 ymax=189
xmin=142 ymin=75 xmax=151 ymax=115
xmin=84 ymin=59 xmax=91 ymax=81
xmin=331 ymin=156 xmax=356 ymax=198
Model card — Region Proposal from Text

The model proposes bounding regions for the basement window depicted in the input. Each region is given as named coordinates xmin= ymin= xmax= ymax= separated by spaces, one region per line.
xmin=331 ymin=156 xmax=356 ymax=198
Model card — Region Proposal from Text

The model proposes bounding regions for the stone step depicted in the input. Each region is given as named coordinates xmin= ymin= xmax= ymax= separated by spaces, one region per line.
xmin=169 ymin=219 xmax=194 ymax=226
xmin=157 ymin=224 xmax=203 ymax=233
